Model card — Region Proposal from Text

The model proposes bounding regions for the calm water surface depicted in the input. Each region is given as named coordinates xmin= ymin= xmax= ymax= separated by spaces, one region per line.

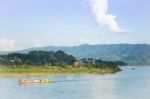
xmin=0 ymin=66 xmax=150 ymax=99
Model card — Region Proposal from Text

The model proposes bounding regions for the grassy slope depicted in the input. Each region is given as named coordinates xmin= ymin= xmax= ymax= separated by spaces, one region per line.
xmin=0 ymin=65 xmax=121 ymax=77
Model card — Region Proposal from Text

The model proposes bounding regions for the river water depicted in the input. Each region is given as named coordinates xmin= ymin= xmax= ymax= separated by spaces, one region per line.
xmin=0 ymin=66 xmax=150 ymax=99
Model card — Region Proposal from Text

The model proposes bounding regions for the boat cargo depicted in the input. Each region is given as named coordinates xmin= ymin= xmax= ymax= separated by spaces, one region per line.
xmin=19 ymin=79 xmax=53 ymax=84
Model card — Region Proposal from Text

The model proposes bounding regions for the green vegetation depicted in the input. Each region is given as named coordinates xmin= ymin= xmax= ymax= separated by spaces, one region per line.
xmin=16 ymin=44 xmax=150 ymax=65
xmin=0 ymin=50 xmax=76 ymax=66
xmin=0 ymin=51 xmax=122 ymax=77
xmin=0 ymin=65 xmax=121 ymax=77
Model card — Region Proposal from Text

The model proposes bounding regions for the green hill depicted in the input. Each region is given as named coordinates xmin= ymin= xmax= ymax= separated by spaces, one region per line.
xmin=1 ymin=44 xmax=150 ymax=65
xmin=20 ymin=44 xmax=150 ymax=65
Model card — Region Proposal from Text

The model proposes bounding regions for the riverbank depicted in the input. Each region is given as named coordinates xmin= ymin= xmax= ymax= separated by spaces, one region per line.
xmin=0 ymin=66 xmax=121 ymax=77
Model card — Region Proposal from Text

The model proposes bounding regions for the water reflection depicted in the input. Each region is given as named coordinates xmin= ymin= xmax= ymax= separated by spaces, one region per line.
xmin=0 ymin=66 xmax=150 ymax=99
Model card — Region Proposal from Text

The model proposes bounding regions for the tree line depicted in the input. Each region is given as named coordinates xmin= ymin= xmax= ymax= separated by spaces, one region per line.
xmin=74 ymin=58 xmax=127 ymax=68
xmin=0 ymin=50 xmax=76 ymax=66
xmin=0 ymin=50 xmax=127 ymax=67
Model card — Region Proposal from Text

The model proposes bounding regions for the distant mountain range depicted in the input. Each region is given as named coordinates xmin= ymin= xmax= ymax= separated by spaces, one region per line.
xmin=1 ymin=44 xmax=150 ymax=65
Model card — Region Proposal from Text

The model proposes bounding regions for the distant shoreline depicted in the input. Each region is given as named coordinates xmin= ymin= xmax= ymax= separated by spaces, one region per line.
xmin=0 ymin=66 xmax=120 ymax=77
xmin=0 ymin=73 xmax=105 ymax=78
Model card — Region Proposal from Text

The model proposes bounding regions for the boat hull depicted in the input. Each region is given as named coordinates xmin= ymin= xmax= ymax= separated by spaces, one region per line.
xmin=19 ymin=80 xmax=53 ymax=84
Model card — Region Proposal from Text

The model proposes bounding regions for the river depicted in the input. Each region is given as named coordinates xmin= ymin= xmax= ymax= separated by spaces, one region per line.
xmin=0 ymin=66 xmax=150 ymax=99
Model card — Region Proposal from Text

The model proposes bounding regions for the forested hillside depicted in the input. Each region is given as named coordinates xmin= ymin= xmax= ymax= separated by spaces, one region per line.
xmin=21 ymin=44 xmax=150 ymax=65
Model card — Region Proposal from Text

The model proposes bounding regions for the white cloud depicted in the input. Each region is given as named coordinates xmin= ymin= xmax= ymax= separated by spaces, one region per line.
xmin=0 ymin=38 xmax=15 ymax=51
xmin=79 ymin=38 xmax=93 ymax=44
xmin=32 ymin=39 xmax=42 ymax=47
xmin=89 ymin=0 xmax=126 ymax=33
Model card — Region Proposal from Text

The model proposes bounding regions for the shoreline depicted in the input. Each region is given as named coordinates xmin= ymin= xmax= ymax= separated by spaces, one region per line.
xmin=0 ymin=73 xmax=101 ymax=78
xmin=0 ymin=66 xmax=120 ymax=78
xmin=0 ymin=71 xmax=118 ymax=78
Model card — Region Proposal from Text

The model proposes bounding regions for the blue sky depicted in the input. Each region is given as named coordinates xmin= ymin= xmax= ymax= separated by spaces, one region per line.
xmin=0 ymin=0 xmax=149 ymax=51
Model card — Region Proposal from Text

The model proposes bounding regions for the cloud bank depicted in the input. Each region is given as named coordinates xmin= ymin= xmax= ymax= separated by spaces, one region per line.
xmin=0 ymin=38 xmax=15 ymax=51
xmin=89 ymin=0 xmax=126 ymax=32
xmin=32 ymin=39 xmax=42 ymax=47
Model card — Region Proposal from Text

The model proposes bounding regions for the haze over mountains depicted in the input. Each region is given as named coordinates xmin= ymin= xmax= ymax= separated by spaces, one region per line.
xmin=0 ymin=44 xmax=150 ymax=65
xmin=20 ymin=44 xmax=150 ymax=65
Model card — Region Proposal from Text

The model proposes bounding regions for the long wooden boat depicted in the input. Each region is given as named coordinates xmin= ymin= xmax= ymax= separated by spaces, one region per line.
xmin=19 ymin=79 xmax=53 ymax=84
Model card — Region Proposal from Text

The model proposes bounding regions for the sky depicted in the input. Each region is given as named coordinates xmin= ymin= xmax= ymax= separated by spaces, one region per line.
xmin=0 ymin=0 xmax=150 ymax=51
